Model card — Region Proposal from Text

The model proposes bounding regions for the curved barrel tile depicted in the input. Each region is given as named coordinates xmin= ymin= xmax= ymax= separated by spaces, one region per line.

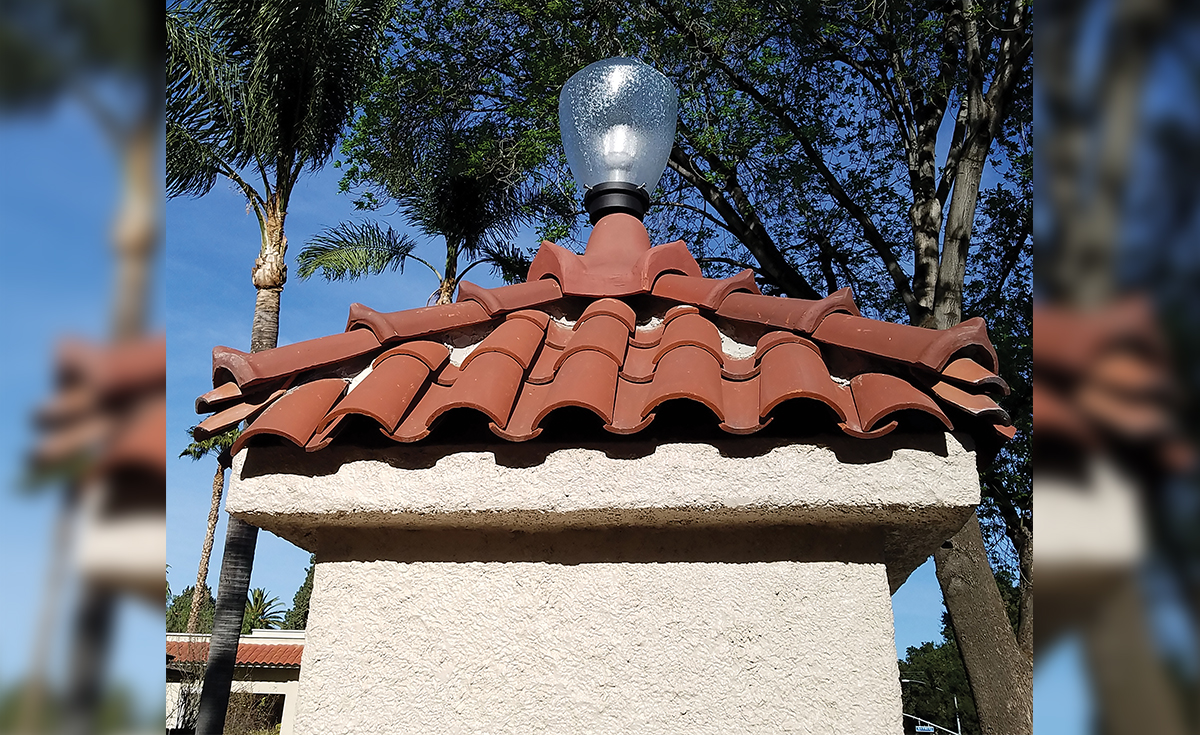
xmin=758 ymin=341 xmax=850 ymax=421
xmin=643 ymin=345 xmax=725 ymax=422
xmin=535 ymin=350 xmax=620 ymax=427
xmin=850 ymin=373 xmax=953 ymax=433
xmin=557 ymin=313 xmax=630 ymax=368
xmin=459 ymin=316 xmax=546 ymax=371
xmin=231 ymin=379 xmax=347 ymax=455
xmin=320 ymin=353 xmax=433 ymax=433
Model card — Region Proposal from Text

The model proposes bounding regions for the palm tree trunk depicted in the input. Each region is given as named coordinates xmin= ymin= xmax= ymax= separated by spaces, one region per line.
xmin=63 ymin=585 xmax=116 ymax=735
xmin=109 ymin=117 xmax=160 ymax=340
xmin=17 ymin=487 xmax=78 ymax=733
xmin=195 ymin=515 xmax=259 ymax=735
xmin=197 ymin=191 xmax=288 ymax=735
xmin=436 ymin=239 xmax=460 ymax=305
xmin=187 ymin=460 xmax=227 ymax=633
xmin=250 ymin=192 xmax=288 ymax=351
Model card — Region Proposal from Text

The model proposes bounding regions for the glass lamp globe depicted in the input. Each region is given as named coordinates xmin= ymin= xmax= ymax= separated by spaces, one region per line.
xmin=559 ymin=57 xmax=679 ymax=223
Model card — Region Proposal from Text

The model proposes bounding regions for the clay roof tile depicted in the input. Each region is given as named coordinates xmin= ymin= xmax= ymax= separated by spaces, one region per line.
xmin=200 ymin=217 xmax=1009 ymax=456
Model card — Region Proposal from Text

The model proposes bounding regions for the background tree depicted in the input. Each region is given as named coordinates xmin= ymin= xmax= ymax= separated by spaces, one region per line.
xmin=166 ymin=1 xmax=395 ymax=732
xmin=282 ymin=556 xmax=315 ymax=630
xmin=241 ymin=588 xmax=285 ymax=632
xmin=344 ymin=2 xmax=1032 ymax=731
xmin=178 ymin=427 xmax=239 ymax=635
xmin=167 ymin=585 xmax=216 ymax=634
xmin=898 ymin=569 xmax=1022 ymax=735
xmin=299 ymin=117 xmax=572 ymax=302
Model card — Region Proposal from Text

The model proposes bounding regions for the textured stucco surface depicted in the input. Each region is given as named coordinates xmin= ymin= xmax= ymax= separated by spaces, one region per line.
xmin=296 ymin=554 xmax=903 ymax=734
xmin=228 ymin=432 xmax=978 ymax=589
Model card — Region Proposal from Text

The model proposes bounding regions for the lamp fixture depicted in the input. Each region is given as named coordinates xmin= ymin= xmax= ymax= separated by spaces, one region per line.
xmin=559 ymin=58 xmax=679 ymax=224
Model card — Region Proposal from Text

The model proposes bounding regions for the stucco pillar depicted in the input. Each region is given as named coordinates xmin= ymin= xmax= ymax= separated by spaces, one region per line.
xmin=226 ymin=431 xmax=978 ymax=734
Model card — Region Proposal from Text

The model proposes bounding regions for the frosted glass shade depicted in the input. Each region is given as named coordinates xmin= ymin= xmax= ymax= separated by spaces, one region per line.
xmin=559 ymin=58 xmax=678 ymax=193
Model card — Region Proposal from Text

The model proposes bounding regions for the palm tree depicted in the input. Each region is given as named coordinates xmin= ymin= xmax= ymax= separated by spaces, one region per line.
xmin=179 ymin=426 xmax=240 ymax=635
xmin=242 ymin=588 xmax=286 ymax=631
xmin=297 ymin=119 xmax=572 ymax=303
xmin=167 ymin=2 xmax=394 ymax=732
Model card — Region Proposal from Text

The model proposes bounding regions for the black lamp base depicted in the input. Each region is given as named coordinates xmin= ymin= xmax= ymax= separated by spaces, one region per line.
xmin=583 ymin=182 xmax=651 ymax=224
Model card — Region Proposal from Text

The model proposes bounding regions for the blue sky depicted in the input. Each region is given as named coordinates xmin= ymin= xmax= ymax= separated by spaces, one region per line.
xmin=1 ymin=99 xmax=1073 ymax=731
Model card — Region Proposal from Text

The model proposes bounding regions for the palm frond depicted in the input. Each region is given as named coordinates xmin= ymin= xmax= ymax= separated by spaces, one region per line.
xmin=477 ymin=243 xmax=533 ymax=285
xmin=180 ymin=425 xmax=241 ymax=461
xmin=297 ymin=221 xmax=419 ymax=282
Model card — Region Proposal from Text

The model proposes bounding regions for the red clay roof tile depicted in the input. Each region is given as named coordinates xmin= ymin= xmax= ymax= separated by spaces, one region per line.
xmin=199 ymin=217 xmax=1011 ymax=456
xmin=166 ymin=640 xmax=303 ymax=667
xmin=459 ymin=317 xmax=545 ymax=371
xmin=716 ymin=288 xmax=859 ymax=334
xmin=214 ymin=329 xmax=380 ymax=390
xmin=651 ymin=270 xmax=760 ymax=310
xmin=1033 ymin=300 xmax=1188 ymax=472
xmin=372 ymin=341 xmax=450 ymax=372
xmin=435 ymin=351 xmax=525 ymax=428
xmin=930 ymin=381 xmax=1011 ymax=424
xmin=644 ymin=345 xmax=726 ymax=422
xmin=457 ymin=278 xmax=562 ymax=316
xmin=321 ymin=353 xmax=433 ymax=433
xmin=346 ymin=300 xmax=490 ymax=344
xmin=35 ymin=335 xmax=166 ymax=480
xmin=559 ymin=313 xmax=630 ymax=368
xmin=850 ymin=373 xmax=952 ymax=432
xmin=194 ymin=387 xmax=287 ymax=440
xmin=941 ymin=358 xmax=1010 ymax=395
xmin=536 ymin=349 xmax=621 ymax=426
xmin=758 ymin=340 xmax=852 ymax=421
xmin=231 ymin=379 xmax=347 ymax=455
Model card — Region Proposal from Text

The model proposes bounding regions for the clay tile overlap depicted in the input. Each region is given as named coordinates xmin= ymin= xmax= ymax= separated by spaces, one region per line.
xmin=434 ymin=351 xmax=526 ymax=428
xmin=347 ymin=300 xmax=490 ymax=344
xmin=654 ymin=312 xmax=724 ymax=366
xmin=202 ymin=216 xmax=1010 ymax=455
xmin=941 ymin=357 xmax=1010 ymax=395
xmin=459 ymin=316 xmax=546 ymax=371
xmin=321 ymin=353 xmax=433 ymax=433
xmin=457 ymin=278 xmax=563 ymax=316
xmin=536 ymin=349 xmax=621 ymax=426
xmin=558 ymin=313 xmax=631 ymax=368
xmin=651 ymin=269 xmax=760 ymax=311
xmin=232 ymin=379 xmax=347 ymax=454
xmin=758 ymin=340 xmax=852 ymax=421
xmin=644 ymin=345 xmax=725 ymax=422
xmin=850 ymin=373 xmax=953 ymax=433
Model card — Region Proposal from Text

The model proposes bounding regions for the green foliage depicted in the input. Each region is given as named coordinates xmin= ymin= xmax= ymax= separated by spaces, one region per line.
xmin=167 ymin=584 xmax=216 ymax=634
xmin=283 ymin=555 xmax=316 ymax=630
xmin=180 ymin=425 xmax=241 ymax=463
xmin=307 ymin=115 xmax=572 ymax=294
xmin=899 ymin=571 xmax=1020 ymax=735
xmin=167 ymin=0 xmax=397 ymax=220
xmin=297 ymin=222 xmax=419 ymax=282
xmin=899 ymin=638 xmax=979 ymax=734
xmin=242 ymin=588 xmax=285 ymax=633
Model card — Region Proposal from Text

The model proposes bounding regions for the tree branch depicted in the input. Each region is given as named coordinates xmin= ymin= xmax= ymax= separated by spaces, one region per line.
xmin=668 ymin=144 xmax=820 ymax=299
xmin=647 ymin=0 xmax=916 ymax=316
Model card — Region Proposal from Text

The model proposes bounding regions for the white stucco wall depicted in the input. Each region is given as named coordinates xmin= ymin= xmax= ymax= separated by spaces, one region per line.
xmin=228 ymin=432 xmax=978 ymax=733
xmin=228 ymin=432 xmax=978 ymax=590
xmin=297 ymin=555 xmax=902 ymax=735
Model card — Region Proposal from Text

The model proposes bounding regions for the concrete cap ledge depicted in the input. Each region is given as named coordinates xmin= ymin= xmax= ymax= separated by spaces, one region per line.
xmin=228 ymin=431 xmax=978 ymax=592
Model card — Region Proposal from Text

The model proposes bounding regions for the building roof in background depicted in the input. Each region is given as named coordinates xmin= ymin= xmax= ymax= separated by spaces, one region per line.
xmin=167 ymin=631 xmax=304 ymax=668
xmin=195 ymin=215 xmax=1012 ymax=458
